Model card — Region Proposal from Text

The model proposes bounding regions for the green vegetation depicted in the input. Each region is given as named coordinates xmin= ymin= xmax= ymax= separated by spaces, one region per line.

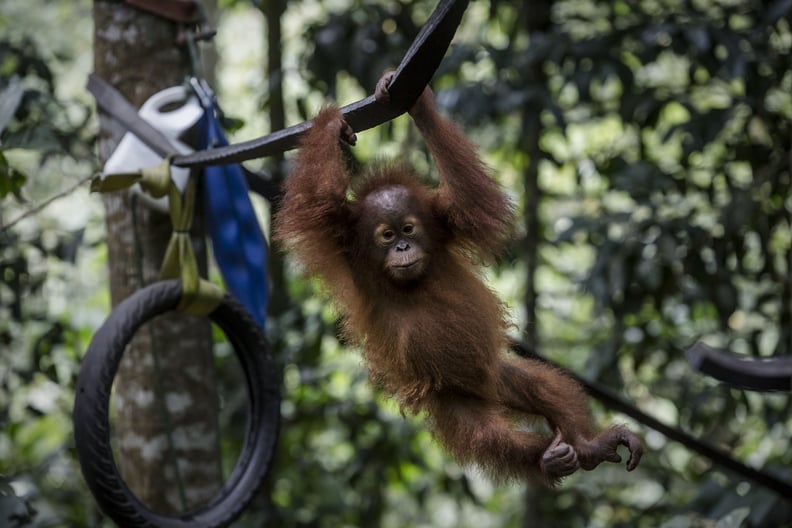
xmin=1 ymin=0 xmax=790 ymax=526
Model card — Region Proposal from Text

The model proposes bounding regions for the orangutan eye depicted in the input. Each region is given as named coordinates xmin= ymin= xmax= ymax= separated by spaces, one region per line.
xmin=376 ymin=225 xmax=396 ymax=245
xmin=402 ymin=224 xmax=414 ymax=235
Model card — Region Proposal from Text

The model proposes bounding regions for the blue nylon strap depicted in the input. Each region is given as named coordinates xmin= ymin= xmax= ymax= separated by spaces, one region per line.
xmin=200 ymin=105 xmax=269 ymax=328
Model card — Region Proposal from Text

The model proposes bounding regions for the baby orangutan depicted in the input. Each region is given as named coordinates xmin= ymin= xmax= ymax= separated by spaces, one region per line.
xmin=275 ymin=73 xmax=643 ymax=484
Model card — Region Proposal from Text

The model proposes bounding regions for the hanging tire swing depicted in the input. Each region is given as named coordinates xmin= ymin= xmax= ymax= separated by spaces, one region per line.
xmin=73 ymin=279 xmax=281 ymax=528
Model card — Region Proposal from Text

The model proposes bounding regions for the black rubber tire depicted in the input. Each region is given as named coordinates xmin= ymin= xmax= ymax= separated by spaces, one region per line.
xmin=73 ymin=279 xmax=280 ymax=528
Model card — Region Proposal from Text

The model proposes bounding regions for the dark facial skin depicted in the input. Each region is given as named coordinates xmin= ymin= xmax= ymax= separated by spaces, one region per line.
xmin=360 ymin=185 xmax=431 ymax=283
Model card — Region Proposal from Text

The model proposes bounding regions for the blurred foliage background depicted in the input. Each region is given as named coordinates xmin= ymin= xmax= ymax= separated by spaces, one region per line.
xmin=1 ymin=0 xmax=792 ymax=526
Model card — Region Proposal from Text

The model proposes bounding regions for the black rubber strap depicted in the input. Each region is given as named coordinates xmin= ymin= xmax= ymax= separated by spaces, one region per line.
xmin=171 ymin=0 xmax=470 ymax=169
xmin=686 ymin=341 xmax=792 ymax=392
xmin=88 ymin=0 xmax=470 ymax=196
xmin=87 ymin=74 xmax=179 ymax=158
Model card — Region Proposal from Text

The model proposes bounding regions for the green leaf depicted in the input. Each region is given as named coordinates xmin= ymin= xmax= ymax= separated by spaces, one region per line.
xmin=0 ymin=151 xmax=27 ymax=199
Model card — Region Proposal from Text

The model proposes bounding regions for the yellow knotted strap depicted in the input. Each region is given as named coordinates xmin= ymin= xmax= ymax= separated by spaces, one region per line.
xmin=159 ymin=177 xmax=224 ymax=315
xmin=92 ymin=159 xmax=223 ymax=316
xmin=90 ymin=158 xmax=172 ymax=198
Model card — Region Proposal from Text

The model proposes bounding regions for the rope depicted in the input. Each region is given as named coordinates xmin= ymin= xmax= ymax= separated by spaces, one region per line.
xmin=511 ymin=340 xmax=792 ymax=501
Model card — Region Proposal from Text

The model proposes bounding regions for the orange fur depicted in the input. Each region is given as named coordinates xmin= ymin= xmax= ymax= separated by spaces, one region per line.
xmin=275 ymin=88 xmax=642 ymax=483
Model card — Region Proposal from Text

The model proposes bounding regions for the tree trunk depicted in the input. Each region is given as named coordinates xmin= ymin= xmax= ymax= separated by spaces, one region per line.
xmin=261 ymin=0 xmax=290 ymax=317
xmin=520 ymin=0 xmax=552 ymax=353
xmin=93 ymin=0 xmax=222 ymax=513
